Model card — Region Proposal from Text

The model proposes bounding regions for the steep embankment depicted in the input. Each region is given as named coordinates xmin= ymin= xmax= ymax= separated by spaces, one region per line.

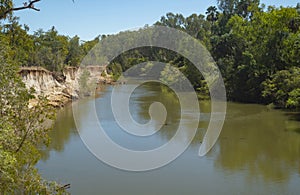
xmin=19 ymin=66 xmax=111 ymax=107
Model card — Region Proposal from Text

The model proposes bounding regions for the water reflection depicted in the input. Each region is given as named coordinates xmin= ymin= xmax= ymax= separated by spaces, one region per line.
xmin=40 ymin=88 xmax=108 ymax=161
xmin=130 ymin=83 xmax=210 ymax=146
xmin=39 ymin=84 xmax=300 ymax=194
xmin=129 ymin=83 xmax=300 ymax=182
xmin=130 ymin=83 xmax=180 ymax=142
xmin=40 ymin=105 xmax=76 ymax=161
xmin=215 ymin=103 xmax=300 ymax=182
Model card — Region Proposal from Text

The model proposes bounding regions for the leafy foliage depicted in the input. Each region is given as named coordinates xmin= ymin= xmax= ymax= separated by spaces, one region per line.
xmin=262 ymin=67 xmax=300 ymax=108
xmin=0 ymin=0 xmax=299 ymax=193
xmin=0 ymin=35 xmax=67 ymax=193
xmin=105 ymin=2 xmax=299 ymax=108
xmin=1 ymin=19 xmax=100 ymax=72
xmin=0 ymin=0 xmax=13 ymax=19
xmin=152 ymin=0 xmax=300 ymax=108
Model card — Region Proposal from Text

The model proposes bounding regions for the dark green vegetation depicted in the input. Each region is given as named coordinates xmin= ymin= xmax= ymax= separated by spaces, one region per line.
xmin=1 ymin=0 xmax=299 ymax=108
xmin=0 ymin=21 xmax=101 ymax=72
xmin=0 ymin=34 xmax=66 ymax=193
xmin=0 ymin=0 xmax=71 ymax=193
xmin=0 ymin=0 xmax=299 ymax=194
xmin=1 ymin=0 xmax=101 ymax=72
xmin=108 ymin=0 xmax=300 ymax=109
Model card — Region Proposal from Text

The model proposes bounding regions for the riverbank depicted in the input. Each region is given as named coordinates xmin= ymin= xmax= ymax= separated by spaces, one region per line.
xmin=19 ymin=66 xmax=113 ymax=107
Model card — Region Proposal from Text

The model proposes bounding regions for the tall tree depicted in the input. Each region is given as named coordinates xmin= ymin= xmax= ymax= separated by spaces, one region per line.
xmin=206 ymin=6 xmax=219 ymax=24
xmin=1 ymin=17 xmax=34 ymax=66
xmin=65 ymin=35 xmax=83 ymax=67
xmin=0 ymin=33 xmax=66 ymax=193
xmin=156 ymin=12 xmax=185 ymax=30
xmin=32 ymin=27 xmax=69 ymax=71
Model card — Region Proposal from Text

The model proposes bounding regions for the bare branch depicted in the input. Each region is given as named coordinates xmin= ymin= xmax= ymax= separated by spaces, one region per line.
xmin=0 ymin=0 xmax=41 ymax=20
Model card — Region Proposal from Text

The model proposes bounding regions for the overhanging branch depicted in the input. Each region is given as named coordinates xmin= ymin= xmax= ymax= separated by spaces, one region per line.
xmin=0 ymin=0 xmax=41 ymax=20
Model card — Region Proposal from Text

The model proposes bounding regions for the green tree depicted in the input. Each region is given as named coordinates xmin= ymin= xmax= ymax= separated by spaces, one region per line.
xmin=210 ymin=5 xmax=300 ymax=103
xmin=0 ymin=35 xmax=66 ymax=193
xmin=262 ymin=67 xmax=300 ymax=109
xmin=1 ymin=17 xmax=35 ymax=67
xmin=206 ymin=6 xmax=219 ymax=23
xmin=0 ymin=0 xmax=41 ymax=20
xmin=217 ymin=0 xmax=259 ymax=18
xmin=81 ymin=36 xmax=100 ymax=55
xmin=32 ymin=27 xmax=69 ymax=71
xmin=156 ymin=12 xmax=185 ymax=30
xmin=0 ymin=0 xmax=13 ymax=19
xmin=65 ymin=35 xmax=83 ymax=67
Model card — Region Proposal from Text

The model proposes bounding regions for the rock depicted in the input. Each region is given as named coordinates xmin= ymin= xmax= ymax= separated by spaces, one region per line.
xmin=19 ymin=66 xmax=111 ymax=107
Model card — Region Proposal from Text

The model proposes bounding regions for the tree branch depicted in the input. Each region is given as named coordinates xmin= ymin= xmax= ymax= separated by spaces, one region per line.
xmin=0 ymin=0 xmax=41 ymax=20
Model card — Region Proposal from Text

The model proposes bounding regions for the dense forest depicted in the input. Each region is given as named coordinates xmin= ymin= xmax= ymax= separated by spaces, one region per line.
xmin=0 ymin=1 xmax=299 ymax=109
xmin=0 ymin=0 xmax=76 ymax=193
xmin=0 ymin=0 xmax=300 ymax=193
xmin=108 ymin=0 xmax=300 ymax=109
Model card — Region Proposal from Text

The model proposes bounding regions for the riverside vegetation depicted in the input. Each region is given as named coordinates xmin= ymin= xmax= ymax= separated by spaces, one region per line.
xmin=107 ymin=1 xmax=300 ymax=109
xmin=0 ymin=0 xmax=299 ymax=194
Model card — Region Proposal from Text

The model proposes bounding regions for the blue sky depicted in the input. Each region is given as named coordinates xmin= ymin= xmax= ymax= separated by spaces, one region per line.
xmin=13 ymin=0 xmax=300 ymax=41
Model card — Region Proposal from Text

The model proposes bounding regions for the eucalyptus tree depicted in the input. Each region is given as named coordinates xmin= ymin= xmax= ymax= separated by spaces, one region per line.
xmin=0 ymin=1 xmax=69 ymax=193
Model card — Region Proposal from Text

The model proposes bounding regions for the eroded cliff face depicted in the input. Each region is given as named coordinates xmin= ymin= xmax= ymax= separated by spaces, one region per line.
xmin=19 ymin=66 xmax=111 ymax=107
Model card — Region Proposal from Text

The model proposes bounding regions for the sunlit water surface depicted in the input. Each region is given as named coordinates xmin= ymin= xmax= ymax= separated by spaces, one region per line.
xmin=37 ymin=84 xmax=300 ymax=195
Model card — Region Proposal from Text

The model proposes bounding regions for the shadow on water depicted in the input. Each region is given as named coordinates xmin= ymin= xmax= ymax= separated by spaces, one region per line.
xmin=131 ymin=82 xmax=210 ymax=147
xmin=40 ymin=87 xmax=108 ymax=161
xmin=285 ymin=112 xmax=300 ymax=121
xmin=284 ymin=112 xmax=300 ymax=134
xmin=39 ymin=83 xmax=300 ymax=194
xmin=132 ymin=83 xmax=300 ymax=183
xmin=40 ymin=104 xmax=77 ymax=161
xmin=215 ymin=104 xmax=300 ymax=182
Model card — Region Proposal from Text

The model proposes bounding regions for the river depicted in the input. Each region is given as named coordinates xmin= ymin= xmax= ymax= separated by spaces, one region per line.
xmin=37 ymin=83 xmax=300 ymax=194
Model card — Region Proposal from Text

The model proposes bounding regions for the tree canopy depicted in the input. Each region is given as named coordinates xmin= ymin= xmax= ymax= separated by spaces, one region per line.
xmin=0 ymin=0 xmax=299 ymax=192
xmin=108 ymin=0 xmax=300 ymax=109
